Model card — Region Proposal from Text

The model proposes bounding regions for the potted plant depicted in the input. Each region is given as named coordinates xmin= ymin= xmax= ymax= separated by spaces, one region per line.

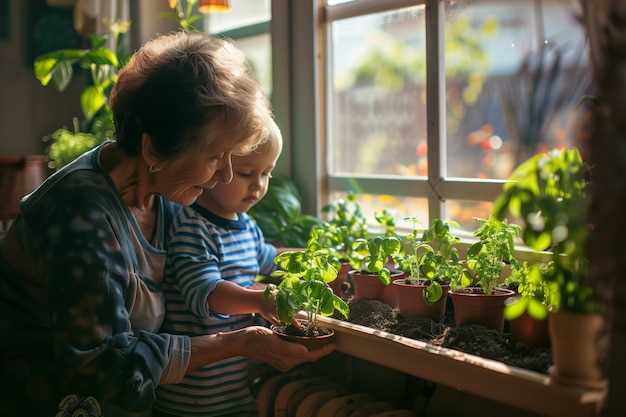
xmin=394 ymin=219 xmax=463 ymax=320
xmin=321 ymin=193 xmax=369 ymax=296
xmin=348 ymin=235 xmax=403 ymax=302
xmin=494 ymin=148 xmax=605 ymax=388
xmin=264 ymin=230 xmax=349 ymax=350
xmin=504 ymin=261 xmax=555 ymax=348
xmin=449 ymin=217 xmax=518 ymax=331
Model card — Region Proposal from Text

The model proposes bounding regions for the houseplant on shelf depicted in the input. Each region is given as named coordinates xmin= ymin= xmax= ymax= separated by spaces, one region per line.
xmin=348 ymin=235 xmax=403 ymax=302
xmin=449 ymin=217 xmax=518 ymax=331
xmin=394 ymin=218 xmax=464 ymax=320
xmin=504 ymin=261 xmax=555 ymax=348
xmin=264 ymin=228 xmax=349 ymax=350
xmin=494 ymin=148 xmax=604 ymax=388
xmin=321 ymin=193 xmax=369 ymax=296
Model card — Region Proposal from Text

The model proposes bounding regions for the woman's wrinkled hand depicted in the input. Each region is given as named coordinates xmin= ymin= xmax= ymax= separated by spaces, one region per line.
xmin=236 ymin=326 xmax=335 ymax=372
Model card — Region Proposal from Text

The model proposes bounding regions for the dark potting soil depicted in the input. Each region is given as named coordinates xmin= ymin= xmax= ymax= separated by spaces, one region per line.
xmin=275 ymin=324 xmax=331 ymax=338
xmin=346 ymin=299 xmax=552 ymax=374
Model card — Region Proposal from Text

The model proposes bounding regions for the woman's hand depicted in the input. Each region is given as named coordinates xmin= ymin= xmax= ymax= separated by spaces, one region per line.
xmin=233 ymin=326 xmax=335 ymax=372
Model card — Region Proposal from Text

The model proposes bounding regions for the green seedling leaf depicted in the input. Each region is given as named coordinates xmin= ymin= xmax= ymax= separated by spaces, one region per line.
xmin=378 ymin=268 xmax=391 ymax=286
xmin=333 ymin=295 xmax=349 ymax=319
xmin=424 ymin=281 xmax=443 ymax=304
xmin=504 ymin=297 xmax=527 ymax=320
xmin=527 ymin=298 xmax=548 ymax=320
xmin=81 ymin=86 xmax=106 ymax=120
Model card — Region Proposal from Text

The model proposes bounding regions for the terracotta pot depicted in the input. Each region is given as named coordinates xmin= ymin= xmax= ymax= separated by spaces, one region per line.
xmin=549 ymin=312 xmax=607 ymax=389
xmin=271 ymin=321 xmax=335 ymax=351
xmin=349 ymin=270 xmax=403 ymax=302
xmin=393 ymin=279 xmax=449 ymax=321
xmin=0 ymin=155 xmax=48 ymax=220
xmin=330 ymin=262 xmax=352 ymax=297
xmin=382 ymin=271 xmax=404 ymax=307
xmin=509 ymin=311 xmax=550 ymax=349
xmin=450 ymin=287 xmax=515 ymax=331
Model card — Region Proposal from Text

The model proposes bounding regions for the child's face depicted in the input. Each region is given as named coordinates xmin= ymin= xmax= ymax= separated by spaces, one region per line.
xmin=200 ymin=137 xmax=281 ymax=218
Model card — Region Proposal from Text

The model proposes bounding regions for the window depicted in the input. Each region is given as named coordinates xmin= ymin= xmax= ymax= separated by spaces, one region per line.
xmin=320 ymin=0 xmax=588 ymax=232
xmin=205 ymin=0 xmax=272 ymax=95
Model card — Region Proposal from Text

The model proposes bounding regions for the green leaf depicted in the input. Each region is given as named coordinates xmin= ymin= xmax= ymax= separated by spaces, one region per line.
xmin=321 ymin=264 xmax=338 ymax=283
xmin=34 ymin=57 xmax=58 ymax=86
xmin=424 ymin=281 xmax=443 ymax=304
xmin=467 ymin=242 xmax=483 ymax=258
xmin=527 ymin=298 xmax=548 ymax=320
xmin=320 ymin=288 xmax=335 ymax=316
xmin=504 ymin=297 xmax=527 ymax=320
xmin=382 ymin=237 xmax=401 ymax=255
xmin=51 ymin=61 xmax=73 ymax=91
xmin=276 ymin=290 xmax=294 ymax=324
xmin=333 ymin=295 xmax=350 ymax=319
xmin=81 ymin=86 xmax=106 ymax=120
xmin=378 ymin=268 xmax=391 ymax=285
xmin=82 ymin=48 xmax=119 ymax=67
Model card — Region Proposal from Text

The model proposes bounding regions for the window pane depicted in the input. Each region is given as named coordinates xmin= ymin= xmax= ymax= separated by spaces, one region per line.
xmin=328 ymin=6 xmax=427 ymax=177
xmin=445 ymin=199 xmax=493 ymax=232
xmin=444 ymin=0 xmax=588 ymax=179
xmin=327 ymin=192 xmax=428 ymax=230
xmin=205 ymin=0 xmax=271 ymax=33
xmin=232 ymin=34 xmax=272 ymax=95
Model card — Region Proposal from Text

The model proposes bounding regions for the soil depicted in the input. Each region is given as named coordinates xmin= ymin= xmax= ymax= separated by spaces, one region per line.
xmin=275 ymin=324 xmax=332 ymax=338
xmin=346 ymin=298 xmax=552 ymax=374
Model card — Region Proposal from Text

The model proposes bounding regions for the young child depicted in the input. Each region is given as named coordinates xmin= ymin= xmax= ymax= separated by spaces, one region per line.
xmin=155 ymin=119 xmax=283 ymax=417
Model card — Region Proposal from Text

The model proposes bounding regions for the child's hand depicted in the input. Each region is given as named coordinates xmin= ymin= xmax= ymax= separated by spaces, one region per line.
xmin=256 ymin=290 xmax=279 ymax=325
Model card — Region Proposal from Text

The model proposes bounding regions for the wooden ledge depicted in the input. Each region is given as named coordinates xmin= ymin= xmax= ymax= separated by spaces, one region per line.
xmin=315 ymin=316 xmax=606 ymax=417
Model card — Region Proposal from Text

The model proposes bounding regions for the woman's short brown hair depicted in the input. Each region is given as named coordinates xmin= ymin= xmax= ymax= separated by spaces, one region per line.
xmin=110 ymin=31 xmax=270 ymax=158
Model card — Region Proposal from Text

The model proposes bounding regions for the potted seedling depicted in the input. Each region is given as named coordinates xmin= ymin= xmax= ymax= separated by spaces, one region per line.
xmin=322 ymin=193 xmax=369 ymax=296
xmin=265 ymin=229 xmax=349 ymax=350
xmin=505 ymin=261 xmax=555 ymax=348
xmin=449 ymin=217 xmax=519 ymax=331
xmin=348 ymin=236 xmax=403 ymax=302
xmin=494 ymin=148 xmax=604 ymax=388
xmin=394 ymin=218 xmax=464 ymax=320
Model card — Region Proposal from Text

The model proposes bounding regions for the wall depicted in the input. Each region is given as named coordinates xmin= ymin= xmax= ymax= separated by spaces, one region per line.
xmin=0 ymin=0 xmax=83 ymax=156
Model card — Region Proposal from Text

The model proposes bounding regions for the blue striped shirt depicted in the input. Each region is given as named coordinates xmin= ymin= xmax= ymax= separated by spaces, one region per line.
xmin=155 ymin=204 xmax=276 ymax=417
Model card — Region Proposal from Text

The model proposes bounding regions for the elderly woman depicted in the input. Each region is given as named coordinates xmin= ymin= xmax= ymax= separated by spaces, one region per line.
xmin=0 ymin=32 xmax=332 ymax=417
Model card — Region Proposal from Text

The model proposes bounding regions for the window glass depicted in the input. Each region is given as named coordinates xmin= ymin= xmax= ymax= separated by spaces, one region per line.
xmin=444 ymin=0 xmax=588 ymax=179
xmin=444 ymin=199 xmax=493 ymax=232
xmin=205 ymin=0 xmax=271 ymax=33
xmin=327 ymin=192 xmax=428 ymax=230
xmin=232 ymin=34 xmax=272 ymax=95
xmin=328 ymin=6 xmax=427 ymax=177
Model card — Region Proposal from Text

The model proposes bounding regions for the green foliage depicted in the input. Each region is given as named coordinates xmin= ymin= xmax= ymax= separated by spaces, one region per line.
xmin=464 ymin=217 xmax=521 ymax=295
xmin=505 ymin=262 xmax=556 ymax=321
xmin=321 ymin=192 xmax=369 ymax=259
xmin=48 ymin=120 xmax=99 ymax=169
xmin=248 ymin=176 xmax=323 ymax=247
xmin=164 ymin=0 xmax=204 ymax=32
xmin=375 ymin=209 xmax=396 ymax=237
xmin=397 ymin=218 xmax=466 ymax=303
xmin=265 ymin=229 xmax=349 ymax=333
xmin=34 ymin=28 xmax=129 ymax=169
xmin=350 ymin=235 xmax=402 ymax=285
xmin=493 ymin=148 xmax=597 ymax=314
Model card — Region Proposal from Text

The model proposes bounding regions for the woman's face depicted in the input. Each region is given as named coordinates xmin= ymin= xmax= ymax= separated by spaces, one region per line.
xmin=152 ymin=127 xmax=236 ymax=206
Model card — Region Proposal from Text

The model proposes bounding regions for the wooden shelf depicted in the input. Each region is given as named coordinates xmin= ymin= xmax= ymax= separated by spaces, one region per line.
xmin=315 ymin=316 xmax=606 ymax=417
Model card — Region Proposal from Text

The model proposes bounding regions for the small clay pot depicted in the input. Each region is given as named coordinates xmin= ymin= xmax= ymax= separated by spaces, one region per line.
xmin=330 ymin=261 xmax=353 ymax=297
xmin=393 ymin=279 xmax=449 ymax=321
xmin=549 ymin=311 xmax=607 ymax=389
xmin=271 ymin=321 xmax=335 ymax=351
xmin=450 ymin=287 xmax=515 ymax=331
xmin=508 ymin=307 xmax=550 ymax=348
xmin=349 ymin=270 xmax=404 ymax=302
